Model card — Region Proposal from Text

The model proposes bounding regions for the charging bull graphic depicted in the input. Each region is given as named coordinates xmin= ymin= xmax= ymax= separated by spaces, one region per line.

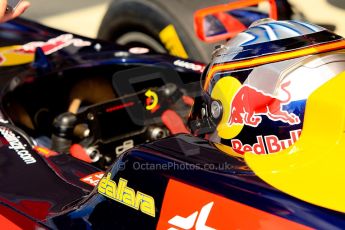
xmin=0 ymin=34 xmax=91 ymax=67
xmin=228 ymin=81 xmax=300 ymax=127
xmin=17 ymin=34 xmax=91 ymax=55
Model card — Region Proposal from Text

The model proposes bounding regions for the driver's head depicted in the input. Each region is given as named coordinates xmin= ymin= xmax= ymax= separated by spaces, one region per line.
xmin=188 ymin=19 xmax=345 ymax=156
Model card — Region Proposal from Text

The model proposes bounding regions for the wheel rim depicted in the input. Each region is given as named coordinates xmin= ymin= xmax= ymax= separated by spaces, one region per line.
xmin=116 ymin=31 xmax=166 ymax=53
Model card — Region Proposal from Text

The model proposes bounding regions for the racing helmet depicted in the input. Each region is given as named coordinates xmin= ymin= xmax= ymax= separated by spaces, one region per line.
xmin=188 ymin=19 xmax=345 ymax=156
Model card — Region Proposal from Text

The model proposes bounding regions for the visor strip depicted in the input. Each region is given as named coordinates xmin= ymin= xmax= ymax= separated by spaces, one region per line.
xmin=204 ymin=40 xmax=345 ymax=90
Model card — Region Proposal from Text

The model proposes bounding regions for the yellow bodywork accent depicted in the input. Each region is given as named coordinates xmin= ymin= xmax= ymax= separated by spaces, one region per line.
xmin=159 ymin=24 xmax=188 ymax=59
xmin=245 ymin=70 xmax=345 ymax=213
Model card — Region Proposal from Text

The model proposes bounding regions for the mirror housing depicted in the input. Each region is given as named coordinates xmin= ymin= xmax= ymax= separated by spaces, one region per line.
xmin=194 ymin=0 xmax=278 ymax=42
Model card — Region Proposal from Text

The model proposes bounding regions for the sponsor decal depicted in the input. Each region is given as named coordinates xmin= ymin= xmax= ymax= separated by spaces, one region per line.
xmin=0 ymin=34 xmax=91 ymax=66
xmin=232 ymin=129 xmax=301 ymax=154
xmin=80 ymin=172 xmax=104 ymax=187
xmin=228 ymin=81 xmax=300 ymax=127
xmin=18 ymin=34 xmax=91 ymax=55
xmin=0 ymin=110 xmax=9 ymax=124
xmin=173 ymin=59 xmax=205 ymax=73
xmin=34 ymin=146 xmax=58 ymax=158
xmin=159 ymin=24 xmax=188 ymax=59
xmin=145 ymin=89 xmax=159 ymax=111
xmin=129 ymin=47 xmax=150 ymax=54
xmin=168 ymin=202 xmax=215 ymax=230
xmin=0 ymin=119 xmax=8 ymax=124
xmin=0 ymin=127 xmax=36 ymax=164
xmin=0 ymin=45 xmax=33 ymax=66
xmin=157 ymin=179 xmax=311 ymax=229
xmin=98 ymin=173 xmax=156 ymax=217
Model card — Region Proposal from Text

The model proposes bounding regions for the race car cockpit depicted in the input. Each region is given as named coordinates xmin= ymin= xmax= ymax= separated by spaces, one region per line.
xmin=1 ymin=57 xmax=200 ymax=168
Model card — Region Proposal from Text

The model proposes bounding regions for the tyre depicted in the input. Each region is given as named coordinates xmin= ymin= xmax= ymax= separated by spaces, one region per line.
xmin=98 ymin=0 xmax=298 ymax=62
xmin=98 ymin=0 xmax=233 ymax=62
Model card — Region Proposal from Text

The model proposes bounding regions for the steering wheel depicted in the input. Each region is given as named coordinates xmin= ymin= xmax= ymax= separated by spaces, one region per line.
xmin=50 ymin=84 xmax=192 ymax=167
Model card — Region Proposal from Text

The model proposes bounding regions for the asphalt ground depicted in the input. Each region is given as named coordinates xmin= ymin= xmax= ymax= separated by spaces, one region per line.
xmin=22 ymin=0 xmax=112 ymax=38
xmin=22 ymin=0 xmax=345 ymax=38
xmin=290 ymin=0 xmax=345 ymax=37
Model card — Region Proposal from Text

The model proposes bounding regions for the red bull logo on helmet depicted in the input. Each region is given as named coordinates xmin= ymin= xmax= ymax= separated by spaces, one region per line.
xmin=232 ymin=129 xmax=301 ymax=154
xmin=228 ymin=81 xmax=300 ymax=127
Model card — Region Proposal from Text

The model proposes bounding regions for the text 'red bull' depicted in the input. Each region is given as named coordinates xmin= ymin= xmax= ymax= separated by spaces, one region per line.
xmin=232 ymin=129 xmax=301 ymax=154
xmin=228 ymin=81 xmax=300 ymax=127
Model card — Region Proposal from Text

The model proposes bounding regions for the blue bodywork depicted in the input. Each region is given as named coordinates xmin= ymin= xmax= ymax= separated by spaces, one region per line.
xmin=0 ymin=18 xmax=344 ymax=229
